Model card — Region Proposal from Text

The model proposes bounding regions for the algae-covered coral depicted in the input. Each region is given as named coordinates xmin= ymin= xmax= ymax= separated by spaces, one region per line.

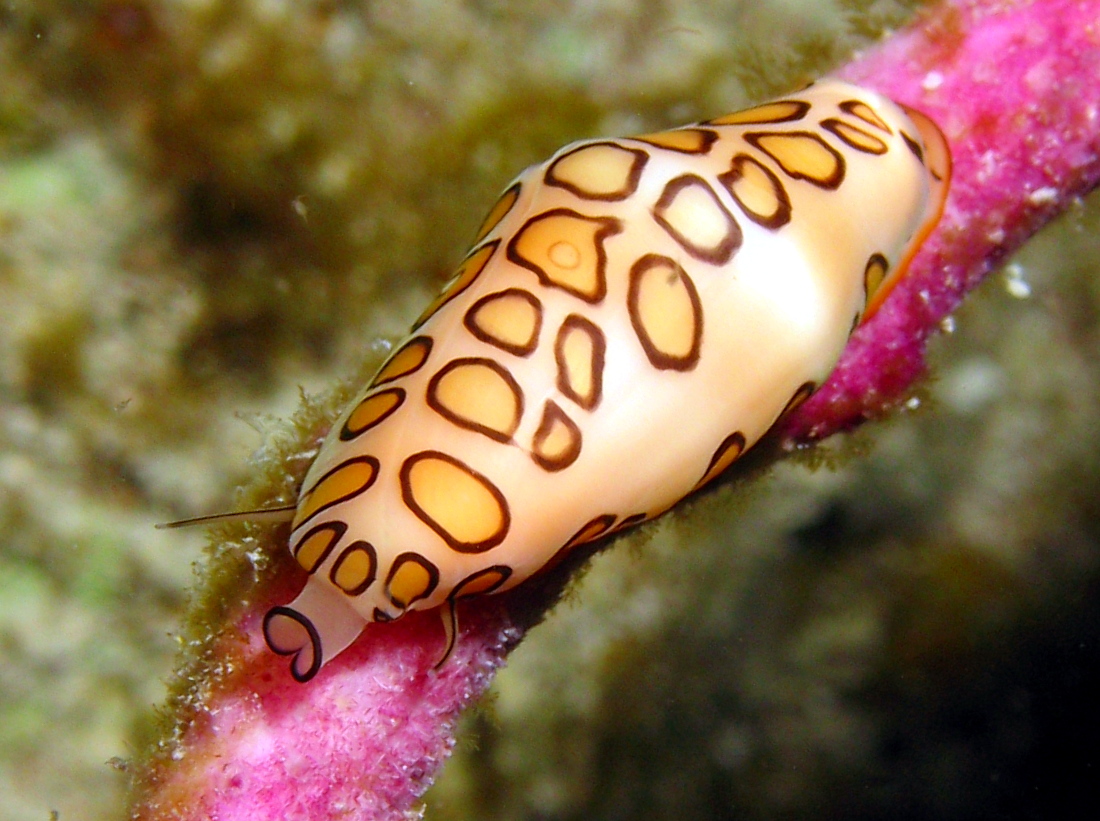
xmin=3 ymin=0 xmax=1099 ymax=819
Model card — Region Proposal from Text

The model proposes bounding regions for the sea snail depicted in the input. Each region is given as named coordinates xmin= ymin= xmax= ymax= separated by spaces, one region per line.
xmin=235 ymin=79 xmax=949 ymax=682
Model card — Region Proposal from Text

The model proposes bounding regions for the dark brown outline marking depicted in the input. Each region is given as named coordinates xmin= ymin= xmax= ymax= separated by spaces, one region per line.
xmin=652 ymin=174 xmax=742 ymax=265
xmin=705 ymin=99 xmax=810 ymax=126
xmin=821 ymin=118 xmax=888 ymax=155
xmin=384 ymin=551 xmax=440 ymax=610
xmin=610 ymin=512 xmax=648 ymax=533
xmin=531 ymin=400 xmax=583 ymax=472
xmin=719 ymin=154 xmax=792 ymax=230
xmin=545 ymin=141 xmax=649 ymax=201
xmin=473 ymin=183 xmax=521 ymax=243
xmin=697 ymin=431 xmax=747 ymax=487
xmin=400 ymin=450 xmax=511 ymax=554
xmin=632 ymin=128 xmax=720 ymax=155
xmin=863 ymin=253 xmax=890 ymax=305
xmin=413 ymin=241 xmax=499 ymax=330
xmin=564 ymin=513 xmax=617 ymax=549
xmin=426 ymin=357 xmax=524 ymax=443
xmin=838 ymin=99 xmax=892 ymax=134
xmin=627 ymin=254 xmax=704 ymax=371
xmin=340 ymin=387 xmax=406 ymax=441
xmin=463 ymin=288 xmax=543 ymax=357
xmin=506 ymin=208 xmax=621 ymax=304
xmin=778 ymin=381 xmax=816 ymax=422
xmin=450 ymin=565 xmax=513 ymax=600
xmin=263 ymin=606 xmax=323 ymax=682
xmin=540 ymin=512 xmax=617 ymax=577
xmin=329 ymin=540 xmax=378 ymax=596
xmin=897 ymin=106 xmax=951 ymax=183
xmin=744 ymin=131 xmax=846 ymax=189
xmin=901 ymin=131 xmax=924 ymax=163
xmin=291 ymin=520 xmax=348 ymax=573
xmin=294 ymin=455 xmax=380 ymax=530
xmin=554 ymin=313 xmax=606 ymax=410
xmin=371 ymin=336 xmax=433 ymax=386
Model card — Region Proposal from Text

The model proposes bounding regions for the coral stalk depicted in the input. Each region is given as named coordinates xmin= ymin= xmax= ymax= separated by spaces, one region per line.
xmin=129 ymin=1 xmax=1100 ymax=819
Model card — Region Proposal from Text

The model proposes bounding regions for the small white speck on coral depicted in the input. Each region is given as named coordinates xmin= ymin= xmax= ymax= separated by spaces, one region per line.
xmin=977 ymin=150 xmax=998 ymax=183
xmin=921 ymin=70 xmax=944 ymax=91
xmin=1028 ymin=186 xmax=1059 ymax=205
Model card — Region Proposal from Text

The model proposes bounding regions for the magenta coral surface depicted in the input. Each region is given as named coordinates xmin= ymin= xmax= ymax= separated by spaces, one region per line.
xmin=131 ymin=1 xmax=1100 ymax=819
xmin=785 ymin=0 xmax=1100 ymax=438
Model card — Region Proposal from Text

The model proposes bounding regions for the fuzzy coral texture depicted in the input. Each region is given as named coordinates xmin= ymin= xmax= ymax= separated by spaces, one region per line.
xmin=786 ymin=0 xmax=1100 ymax=438
xmin=130 ymin=1 xmax=1100 ymax=819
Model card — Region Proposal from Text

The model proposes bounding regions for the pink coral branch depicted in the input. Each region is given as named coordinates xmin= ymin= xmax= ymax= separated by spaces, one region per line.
xmin=784 ymin=0 xmax=1100 ymax=439
xmin=129 ymin=1 xmax=1100 ymax=818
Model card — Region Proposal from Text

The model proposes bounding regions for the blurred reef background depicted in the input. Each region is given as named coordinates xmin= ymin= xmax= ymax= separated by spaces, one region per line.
xmin=2 ymin=1 xmax=1099 ymax=819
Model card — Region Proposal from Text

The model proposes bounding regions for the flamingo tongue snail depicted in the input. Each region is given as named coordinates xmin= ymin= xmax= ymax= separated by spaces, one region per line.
xmin=214 ymin=79 xmax=950 ymax=683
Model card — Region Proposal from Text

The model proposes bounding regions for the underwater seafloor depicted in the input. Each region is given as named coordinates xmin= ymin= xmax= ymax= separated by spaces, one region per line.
xmin=2 ymin=1 xmax=1099 ymax=819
